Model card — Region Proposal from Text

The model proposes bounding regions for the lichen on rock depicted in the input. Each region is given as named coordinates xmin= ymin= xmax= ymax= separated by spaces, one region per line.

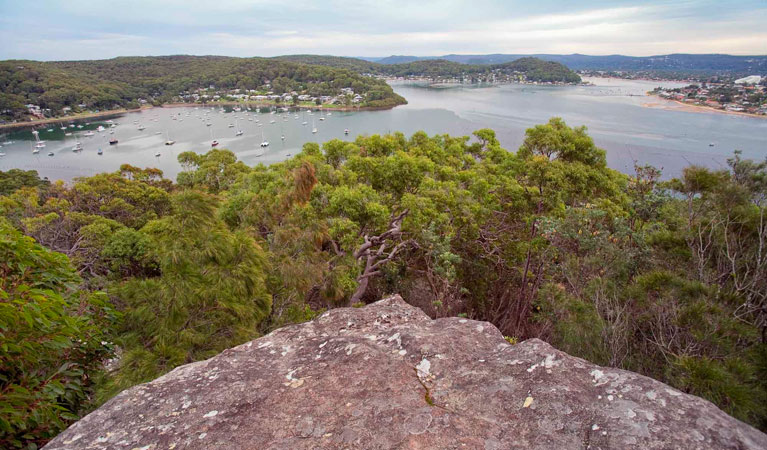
xmin=45 ymin=295 xmax=767 ymax=449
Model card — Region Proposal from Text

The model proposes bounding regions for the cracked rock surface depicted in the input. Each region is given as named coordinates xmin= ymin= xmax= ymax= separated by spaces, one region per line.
xmin=45 ymin=295 xmax=767 ymax=449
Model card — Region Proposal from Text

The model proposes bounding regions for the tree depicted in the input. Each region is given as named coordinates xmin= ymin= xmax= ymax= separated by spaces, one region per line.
xmin=0 ymin=169 xmax=48 ymax=196
xmin=0 ymin=219 xmax=114 ymax=449
xmin=104 ymin=191 xmax=271 ymax=395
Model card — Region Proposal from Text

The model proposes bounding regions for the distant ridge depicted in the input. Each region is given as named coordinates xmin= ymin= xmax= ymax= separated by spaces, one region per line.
xmin=360 ymin=53 xmax=767 ymax=73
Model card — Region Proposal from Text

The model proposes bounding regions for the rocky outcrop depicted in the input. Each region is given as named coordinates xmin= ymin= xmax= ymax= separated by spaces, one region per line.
xmin=46 ymin=295 xmax=767 ymax=449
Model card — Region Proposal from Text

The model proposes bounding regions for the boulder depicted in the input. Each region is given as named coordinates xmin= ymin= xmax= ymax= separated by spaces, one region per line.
xmin=45 ymin=295 xmax=767 ymax=449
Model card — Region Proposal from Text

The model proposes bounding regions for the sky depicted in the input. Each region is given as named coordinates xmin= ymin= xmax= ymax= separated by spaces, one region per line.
xmin=0 ymin=0 xmax=765 ymax=61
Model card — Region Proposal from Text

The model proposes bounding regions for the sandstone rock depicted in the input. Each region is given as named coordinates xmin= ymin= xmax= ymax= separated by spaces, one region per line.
xmin=45 ymin=295 xmax=767 ymax=449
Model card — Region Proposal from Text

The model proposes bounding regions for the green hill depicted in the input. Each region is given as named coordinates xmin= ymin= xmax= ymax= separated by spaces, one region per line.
xmin=0 ymin=55 xmax=405 ymax=121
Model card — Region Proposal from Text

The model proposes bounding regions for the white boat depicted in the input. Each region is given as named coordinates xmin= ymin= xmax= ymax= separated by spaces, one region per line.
xmin=33 ymin=130 xmax=46 ymax=148
xmin=98 ymin=148 xmax=103 ymax=155
xmin=72 ymin=142 xmax=83 ymax=152
xmin=97 ymin=125 xmax=105 ymax=132
xmin=155 ymin=151 xmax=161 ymax=157
xmin=47 ymin=128 xmax=53 ymax=132
xmin=164 ymin=130 xmax=175 ymax=145
xmin=210 ymin=127 xmax=219 ymax=147
xmin=228 ymin=123 xmax=235 ymax=128
xmin=344 ymin=129 xmax=350 ymax=135
xmin=260 ymin=129 xmax=269 ymax=147
xmin=60 ymin=126 xmax=67 ymax=130
xmin=84 ymin=131 xmax=95 ymax=137
xmin=138 ymin=125 xmax=146 ymax=130
xmin=48 ymin=151 xmax=54 ymax=156
xmin=65 ymin=132 xmax=72 ymax=136
xmin=312 ymin=118 xmax=317 ymax=134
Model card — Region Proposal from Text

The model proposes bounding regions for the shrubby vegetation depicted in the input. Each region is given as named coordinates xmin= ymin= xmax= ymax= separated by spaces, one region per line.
xmin=1 ymin=119 xmax=765 ymax=447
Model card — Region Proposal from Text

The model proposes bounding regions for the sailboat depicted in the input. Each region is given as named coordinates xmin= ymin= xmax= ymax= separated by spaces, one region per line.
xmin=260 ymin=128 xmax=269 ymax=148
xmin=33 ymin=130 xmax=46 ymax=149
xmin=235 ymin=118 xmax=243 ymax=136
xmin=72 ymin=141 xmax=83 ymax=152
xmin=210 ymin=128 xmax=219 ymax=147
xmin=312 ymin=117 xmax=317 ymax=134
xmin=165 ymin=130 xmax=175 ymax=145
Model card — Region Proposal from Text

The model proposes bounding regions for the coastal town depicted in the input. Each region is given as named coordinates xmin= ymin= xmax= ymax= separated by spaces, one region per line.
xmin=20 ymin=87 xmax=366 ymax=118
xmin=650 ymin=75 xmax=767 ymax=116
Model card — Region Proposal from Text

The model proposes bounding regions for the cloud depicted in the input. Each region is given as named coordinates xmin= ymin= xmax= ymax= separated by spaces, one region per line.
xmin=0 ymin=0 xmax=765 ymax=59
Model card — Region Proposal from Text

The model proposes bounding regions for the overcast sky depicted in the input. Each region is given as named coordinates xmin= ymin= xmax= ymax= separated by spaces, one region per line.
xmin=1 ymin=0 xmax=765 ymax=60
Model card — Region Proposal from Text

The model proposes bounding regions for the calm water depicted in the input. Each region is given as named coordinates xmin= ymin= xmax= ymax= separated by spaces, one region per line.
xmin=1 ymin=77 xmax=765 ymax=181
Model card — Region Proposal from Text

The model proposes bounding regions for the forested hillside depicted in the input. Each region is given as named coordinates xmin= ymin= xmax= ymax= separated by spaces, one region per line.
xmin=0 ymin=56 xmax=405 ymax=121
xmin=278 ymin=55 xmax=582 ymax=83
xmin=369 ymin=53 xmax=767 ymax=74
xmin=1 ymin=119 xmax=765 ymax=448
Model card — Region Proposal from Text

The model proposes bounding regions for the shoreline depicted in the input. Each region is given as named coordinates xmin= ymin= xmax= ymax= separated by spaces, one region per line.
xmin=158 ymin=102 xmax=401 ymax=112
xmin=643 ymin=95 xmax=767 ymax=119
xmin=1 ymin=102 xmax=402 ymax=131
xmin=0 ymin=107 xmax=148 ymax=131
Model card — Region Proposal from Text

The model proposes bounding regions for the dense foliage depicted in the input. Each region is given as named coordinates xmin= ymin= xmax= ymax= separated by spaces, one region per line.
xmin=1 ymin=119 xmax=766 ymax=447
xmin=0 ymin=220 xmax=115 ymax=449
xmin=0 ymin=56 xmax=405 ymax=120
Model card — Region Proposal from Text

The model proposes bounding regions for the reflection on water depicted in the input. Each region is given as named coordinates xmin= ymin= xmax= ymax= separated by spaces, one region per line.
xmin=1 ymin=78 xmax=765 ymax=181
